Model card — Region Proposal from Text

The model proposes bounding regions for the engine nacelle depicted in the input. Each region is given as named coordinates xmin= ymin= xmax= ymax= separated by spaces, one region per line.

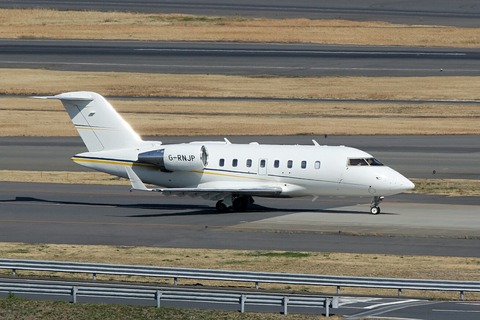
xmin=138 ymin=144 xmax=208 ymax=172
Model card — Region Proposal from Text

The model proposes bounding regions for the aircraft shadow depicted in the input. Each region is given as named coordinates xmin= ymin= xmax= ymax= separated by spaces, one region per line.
xmin=1 ymin=196 xmax=213 ymax=216
xmin=253 ymin=207 xmax=398 ymax=215
xmin=318 ymin=208 xmax=398 ymax=215
xmin=1 ymin=197 xmax=395 ymax=216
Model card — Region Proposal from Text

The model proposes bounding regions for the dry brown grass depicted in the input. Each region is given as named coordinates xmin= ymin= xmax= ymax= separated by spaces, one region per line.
xmin=1 ymin=69 xmax=480 ymax=136
xmin=2 ymin=69 xmax=480 ymax=101
xmin=2 ymin=96 xmax=479 ymax=137
xmin=0 ymin=242 xmax=476 ymax=280
xmin=0 ymin=9 xmax=479 ymax=47
xmin=411 ymin=179 xmax=480 ymax=197
xmin=0 ymin=242 xmax=478 ymax=300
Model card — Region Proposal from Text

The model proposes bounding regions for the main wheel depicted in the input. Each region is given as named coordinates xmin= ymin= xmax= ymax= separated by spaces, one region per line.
xmin=370 ymin=206 xmax=380 ymax=215
xmin=232 ymin=196 xmax=250 ymax=212
xmin=216 ymin=201 xmax=229 ymax=213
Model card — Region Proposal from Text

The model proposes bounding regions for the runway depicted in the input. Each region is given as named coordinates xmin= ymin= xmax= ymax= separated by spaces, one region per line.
xmin=1 ymin=135 xmax=478 ymax=257
xmin=1 ymin=39 xmax=479 ymax=76
xmin=0 ymin=181 xmax=478 ymax=257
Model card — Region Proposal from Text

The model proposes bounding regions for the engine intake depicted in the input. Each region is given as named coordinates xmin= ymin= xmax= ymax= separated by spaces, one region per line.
xmin=138 ymin=144 xmax=208 ymax=172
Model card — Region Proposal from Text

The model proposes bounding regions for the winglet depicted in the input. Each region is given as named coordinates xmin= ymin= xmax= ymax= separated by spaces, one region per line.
xmin=125 ymin=166 xmax=151 ymax=191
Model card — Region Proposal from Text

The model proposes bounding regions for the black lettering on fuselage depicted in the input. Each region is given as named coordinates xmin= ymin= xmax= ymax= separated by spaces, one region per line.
xmin=172 ymin=154 xmax=196 ymax=161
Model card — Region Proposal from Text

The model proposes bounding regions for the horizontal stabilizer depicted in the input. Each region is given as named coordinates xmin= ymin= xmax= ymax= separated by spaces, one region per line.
xmin=34 ymin=92 xmax=94 ymax=101
xmin=125 ymin=166 xmax=152 ymax=191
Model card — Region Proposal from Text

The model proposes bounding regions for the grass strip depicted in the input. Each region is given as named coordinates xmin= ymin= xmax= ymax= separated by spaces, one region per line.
xmin=0 ymin=243 xmax=478 ymax=301
xmin=1 ymin=9 xmax=479 ymax=48
xmin=1 ymin=70 xmax=479 ymax=136
xmin=2 ymin=69 xmax=479 ymax=100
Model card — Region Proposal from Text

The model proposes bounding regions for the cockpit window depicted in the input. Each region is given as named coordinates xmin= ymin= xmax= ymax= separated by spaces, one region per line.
xmin=349 ymin=158 xmax=368 ymax=166
xmin=348 ymin=158 xmax=384 ymax=166
xmin=366 ymin=158 xmax=383 ymax=166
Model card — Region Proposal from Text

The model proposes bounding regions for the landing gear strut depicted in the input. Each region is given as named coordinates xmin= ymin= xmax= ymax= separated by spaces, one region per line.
xmin=370 ymin=196 xmax=384 ymax=215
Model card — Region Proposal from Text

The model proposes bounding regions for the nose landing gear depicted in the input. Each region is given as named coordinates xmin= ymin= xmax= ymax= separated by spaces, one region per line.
xmin=370 ymin=196 xmax=384 ymax=215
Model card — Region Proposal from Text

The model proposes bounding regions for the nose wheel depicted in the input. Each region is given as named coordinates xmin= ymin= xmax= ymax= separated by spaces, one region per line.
xmin=370 ymin=196 xmax=384 ymax=215
xmin=370 ymin=206 xmax=380 ymax=215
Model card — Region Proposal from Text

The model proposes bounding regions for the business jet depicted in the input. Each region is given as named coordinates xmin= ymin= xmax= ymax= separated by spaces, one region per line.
xmin=38 ymin=91 xmax=414 ymax=214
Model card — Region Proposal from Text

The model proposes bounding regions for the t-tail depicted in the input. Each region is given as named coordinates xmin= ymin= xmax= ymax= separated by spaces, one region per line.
xmin=37 ymin=91 xmax=143 ymax=152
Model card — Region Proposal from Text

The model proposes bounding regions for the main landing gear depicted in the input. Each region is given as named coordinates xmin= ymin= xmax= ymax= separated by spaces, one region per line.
xmin=370 ymin=196 xmax=384 ymax=215
xmin=216 ymin=195 xmax=254 ymax=213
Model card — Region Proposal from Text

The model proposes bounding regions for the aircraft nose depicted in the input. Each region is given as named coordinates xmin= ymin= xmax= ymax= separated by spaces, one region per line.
xmin=400 ymin=177 xmax=415 ymax=191
xmin=375 ymin=168 xmax=415 ymax=195
xmin=391 ymin=172 xmax=415 ymax=192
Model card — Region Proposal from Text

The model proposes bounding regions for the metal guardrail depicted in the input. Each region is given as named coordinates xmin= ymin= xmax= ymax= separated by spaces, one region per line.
xmin=0 ymin=278 xmax=338 ymax=316
xmin=0 ymin=258 xmax=479 ymax=300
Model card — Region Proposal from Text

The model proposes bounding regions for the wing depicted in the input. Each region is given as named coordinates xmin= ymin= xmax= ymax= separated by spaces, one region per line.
xmin=125 ymin=167 xmax=282 ymax=200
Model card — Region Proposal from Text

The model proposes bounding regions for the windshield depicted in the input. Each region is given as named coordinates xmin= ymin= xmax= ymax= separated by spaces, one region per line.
xmin=348 ymin=157 xmax=384 ymax=166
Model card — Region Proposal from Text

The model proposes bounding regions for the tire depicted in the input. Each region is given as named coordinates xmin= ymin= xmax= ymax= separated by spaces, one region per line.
xmin=216 ymin=201 xmax=228 ymax=213
xmin=232 ymin=196 xmax=249 ymax=212
xmin=370 ymin=206 xmax=380 ymax=215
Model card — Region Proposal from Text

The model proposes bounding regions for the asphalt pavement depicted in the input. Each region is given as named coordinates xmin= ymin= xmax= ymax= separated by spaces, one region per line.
xmin=1 ymin=39 xmax=479 ymax=76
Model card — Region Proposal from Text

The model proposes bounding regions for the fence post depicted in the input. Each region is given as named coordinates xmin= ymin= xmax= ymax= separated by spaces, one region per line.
xmin=240 ymin=294 xmax=246 ymax=313
xmin=282 ymin=296 xmax=289 ymax=315
xmin=92 ymin=273 xmax=97 ymax=281
xmin=174 ymin=277 xmax=178 ymax=286
xmin=460 ymin=291 xmax=465 ymax=301
xmin=398 ymin=288 xmax=403 ymax=297
xmin=156 ymin=290 xmax=162 ymax=308
xmin=255 ymin=281 xmax=259 ymax=290
xmin=336 ymin=286 xmax=341 ymax=294
xmin=11 ymin=269 xmax=16 ymax=277
xmin=325 ymin=298 xmax=330 ymax=317
xmin=71 ymin=286 xmax=78 ymax=304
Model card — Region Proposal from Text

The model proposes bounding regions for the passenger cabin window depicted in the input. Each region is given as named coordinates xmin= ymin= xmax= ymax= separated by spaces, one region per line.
xmin=348 ymin=158 xmax=384 ymax=166
xmin=301 ymin=161 xmax=307 ymax=169
xmin=260 ymin=159 xmax=266 ymax=168
xmin=232 ymin=159 xmax=238 ymax=167
xmin=274 ymin=160 xmax=280 ymax=168
xmin=314 ymin=161 xmax=321 ymax=169
xmin=287 ymin=160 xmax=293 ymax=169
xmin=246 ymin=159 xmax=252 ymax=167
xmin=219 ymin=159 xmax=225 ymax=167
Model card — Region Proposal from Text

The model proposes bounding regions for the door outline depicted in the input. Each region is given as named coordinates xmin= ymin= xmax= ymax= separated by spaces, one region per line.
xmin=258 ymin=159 xmax=267 ymax=175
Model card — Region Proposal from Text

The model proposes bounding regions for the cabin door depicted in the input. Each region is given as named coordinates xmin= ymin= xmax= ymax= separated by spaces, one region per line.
xmin=258 ymin=159 xmax=267 ymax=175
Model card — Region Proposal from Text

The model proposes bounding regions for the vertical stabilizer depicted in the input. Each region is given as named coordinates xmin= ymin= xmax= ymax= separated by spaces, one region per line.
xmin=39 ymin=91 xmax=142 ymax=152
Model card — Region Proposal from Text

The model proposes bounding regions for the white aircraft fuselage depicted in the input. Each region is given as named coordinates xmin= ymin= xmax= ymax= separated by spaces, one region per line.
xmin=39 ymin=91 xmax=414 ymax=214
